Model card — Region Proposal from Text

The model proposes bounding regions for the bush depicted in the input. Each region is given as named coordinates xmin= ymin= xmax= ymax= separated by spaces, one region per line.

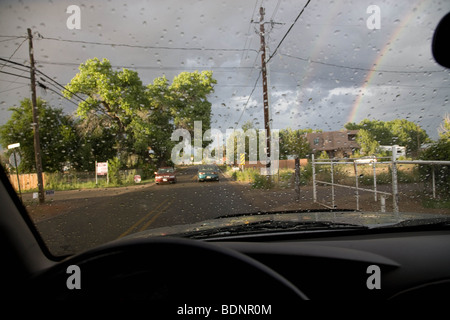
xmin=108 ymin=157 xmax=122 ymax=185
xmin=420 ymin=139 xmax=450 ymax=197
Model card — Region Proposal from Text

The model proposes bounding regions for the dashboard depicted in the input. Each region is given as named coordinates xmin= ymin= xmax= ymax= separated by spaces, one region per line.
xmin=212 ymin=229 xmax=450 ymax=300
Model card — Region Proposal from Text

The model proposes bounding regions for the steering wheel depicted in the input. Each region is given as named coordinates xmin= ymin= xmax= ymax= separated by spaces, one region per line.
xmin=26 ymin=237 xmax=309 ymax=300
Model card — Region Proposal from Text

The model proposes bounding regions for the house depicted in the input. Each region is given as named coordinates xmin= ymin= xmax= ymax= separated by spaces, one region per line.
xmin=305 ymin=130 xmax=360 ymax=158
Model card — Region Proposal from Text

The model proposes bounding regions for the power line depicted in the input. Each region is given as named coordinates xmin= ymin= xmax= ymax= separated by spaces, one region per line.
xmin=0 ymin=70 xmax=30 ymax=80
xmin=0 ymin=63 xmax=30 ymax=74
xmin=35 ymin=69 xmax=88 ymax=103
xmin=0 ymin=57 xmax=89 ymax=104
xmin=234 ymin=70 xmax=262 ymax=130
xmin=0 ymin=84 xmax=29 ymax=94
xmin=37 ymin=81 xmax=80 ymax=107
xmin=241 ymin=0 xmax=260 ymax=63
xmin=279 ymin=52 xmax=446 ymax=74
xmin=39 ymin=36 xmax=260 ymax=54
xmin=0 ymin=38 xmax=27 ymax=72
xmin=0 ymin=57 xmax=30 ymax=69
xmin=268 ymin=0 xmax=312 ymax=63
xmin=32 ymin=60 xmax=255 ymax=72
xmin=0 ymin=36 xmax=26 ymax=43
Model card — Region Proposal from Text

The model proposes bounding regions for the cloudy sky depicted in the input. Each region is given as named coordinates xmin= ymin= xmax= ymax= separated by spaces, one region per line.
xmin=1 ymin=0 xmax=449 ymax=142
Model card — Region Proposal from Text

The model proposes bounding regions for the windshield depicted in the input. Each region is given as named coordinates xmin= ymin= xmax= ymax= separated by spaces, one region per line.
xmin=1 ymin=0 xmax=449 ymax=256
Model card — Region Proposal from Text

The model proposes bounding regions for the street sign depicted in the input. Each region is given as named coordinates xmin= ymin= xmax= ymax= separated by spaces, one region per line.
xmin=134 ymin=175 xmax=141 ymax=183
xmin=240 ymin=153 xmax=245 ymax=166
xmin=9 ymin=153 xmax=21 ymax=168
xmin=8 ymin=143 xmax=20 ymax=149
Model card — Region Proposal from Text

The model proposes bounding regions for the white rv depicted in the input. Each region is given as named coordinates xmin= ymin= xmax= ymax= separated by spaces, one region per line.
xmin=378 ymin=145 xmax=406 ymax=158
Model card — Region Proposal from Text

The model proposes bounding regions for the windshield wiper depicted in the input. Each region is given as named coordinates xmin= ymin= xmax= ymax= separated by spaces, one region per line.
xmin=373 ymin=217 xmax=450 ymax=230
xmin=175 ymin=219 xmax=368 ymax=239
xmin=215 ymin=208 xmax=357 ymax=219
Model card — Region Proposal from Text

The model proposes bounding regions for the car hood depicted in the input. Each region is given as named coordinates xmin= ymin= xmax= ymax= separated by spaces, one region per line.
xmin=124 ymin=210 xmax=450 ymax=240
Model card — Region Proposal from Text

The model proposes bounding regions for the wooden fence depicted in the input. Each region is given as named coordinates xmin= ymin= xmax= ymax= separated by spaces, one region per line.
xmin=8 ymin=173 xmax=46 ymax=191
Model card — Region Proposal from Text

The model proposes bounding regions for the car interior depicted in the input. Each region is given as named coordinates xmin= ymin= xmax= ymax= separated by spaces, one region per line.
xmin=1 ymin=2 xmax=450 ymax=307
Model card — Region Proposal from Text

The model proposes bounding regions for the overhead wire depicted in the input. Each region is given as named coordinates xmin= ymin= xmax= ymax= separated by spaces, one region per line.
xmin=39 ymin=36 xmax=259 ymax=54
xmin=267 ymin=0 xmax=311 ymax=63
xmin=0 ymin=38 xmax=27 ymax=72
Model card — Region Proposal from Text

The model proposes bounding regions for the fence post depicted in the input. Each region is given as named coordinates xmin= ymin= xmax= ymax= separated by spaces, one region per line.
xmin=331 ymin=159 xmax=335 ymax=208
xmin=391 ymin=145 xmax=399 ymax=214
xmin=432 ymin=167 xmax=436 ymax=199
xmin=380 ymin=195 xmax=386 ymax=212
xmin=312 ymin=154 xmax=316 ymax=203
xmin=354 ymin=161 xmax=359 ymax=211
xmin=294 ymin=158 xmax=300 ymax=201
xmin=373 ymin=160 xmax=377 ymax=202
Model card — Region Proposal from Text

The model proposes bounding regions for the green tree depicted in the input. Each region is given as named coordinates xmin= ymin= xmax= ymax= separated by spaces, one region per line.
xmin=420 ymin=115 xmax=450 ymax=196
xmin=132 ymin=76 xmax=175 ymax=167
xmin=64 ymin=60 xmax=216 ymax=167
xmin=356 ymin=129 xmax=379 ymax=155
xmin=388 ymin=119 xmax=429 ymax=155
xmin=345 ymin=118 xmax=429 ymax=156
xmin=71 ymin=112 xmax=117 ymax=171
xmin=0 ymin=98 xmax=79 ymax=173
xmin=168 ymin=70 xmax=216 ymax=137
xmin=63 ymin=58 xmax=148 ymax=159
xmin=279 ymin=128 xmax=312 ymax=160
xmin=438 ymin=114 xmax=450 ymax=141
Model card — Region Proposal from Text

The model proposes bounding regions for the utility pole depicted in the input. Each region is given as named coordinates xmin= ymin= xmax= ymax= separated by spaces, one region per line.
xmin=259 ymin=7 xmax=271 ymax=173
xmin=27 ymin=28 xmax=45 ymax=204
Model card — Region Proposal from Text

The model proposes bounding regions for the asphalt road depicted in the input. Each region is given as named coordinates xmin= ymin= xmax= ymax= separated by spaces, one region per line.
xmin=35 ymin=166 xmax=255 ymax=256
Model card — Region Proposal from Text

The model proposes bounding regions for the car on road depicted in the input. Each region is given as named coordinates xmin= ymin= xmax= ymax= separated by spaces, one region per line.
xmin=197 ymin=165 xmax=220 ymax=182
xmin=154 ymin=167 xmax=177 ymax=184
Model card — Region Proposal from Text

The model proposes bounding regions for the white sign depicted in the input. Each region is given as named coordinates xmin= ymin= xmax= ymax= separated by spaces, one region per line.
xmin=96 ymin=162 xmax=108 ymax=175
xmin=134 ymin=175 xmax=141 ymax=183
xmin=8 ymin=143 xmax=20 ymax=149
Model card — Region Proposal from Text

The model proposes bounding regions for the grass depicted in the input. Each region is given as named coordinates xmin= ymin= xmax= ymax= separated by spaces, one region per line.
xmin=19 ymin=172 xmax=154 ymax=193
xmin=225 ymin=161 xmax=424 ymax=191
xmin=422 ymin=198 xmax=450 ymax=209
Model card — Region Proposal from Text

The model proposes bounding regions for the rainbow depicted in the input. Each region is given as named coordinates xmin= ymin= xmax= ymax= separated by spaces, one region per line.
xmin=346 ymin=0 xmax=428 ymax=124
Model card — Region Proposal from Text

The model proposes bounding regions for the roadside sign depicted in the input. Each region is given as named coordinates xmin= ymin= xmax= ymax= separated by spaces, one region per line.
xmin=240 ymin=153 xmax=245 ymax=166
xmin=134 ymin=175 xmax=141 ymax=183
xmin=96 ymin=162 xmax=108 ymax=175
xmin=95 ymin=161 xmax=109 ymax=185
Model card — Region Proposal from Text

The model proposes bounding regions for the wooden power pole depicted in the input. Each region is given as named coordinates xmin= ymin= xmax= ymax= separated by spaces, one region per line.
xmin=259 ymin=7 xmax=271 ymax=172
xmin=27 ymin=28 xmax=45 ymax=204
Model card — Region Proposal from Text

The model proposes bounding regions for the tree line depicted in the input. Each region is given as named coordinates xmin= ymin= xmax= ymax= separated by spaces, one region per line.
xmin=0 ymin=58 xmax=216 ymax=175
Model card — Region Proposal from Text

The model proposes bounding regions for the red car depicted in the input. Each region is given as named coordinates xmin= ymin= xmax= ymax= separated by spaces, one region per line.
xmin=154 ymin=167 xmax=177 ymax=184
